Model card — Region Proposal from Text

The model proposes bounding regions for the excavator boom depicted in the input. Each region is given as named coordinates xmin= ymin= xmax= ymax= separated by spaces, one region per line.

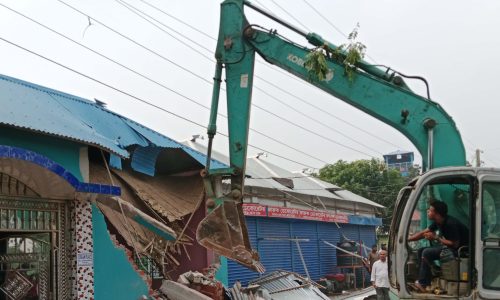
xmin=197 ymin=0 xmax=465 ymax=272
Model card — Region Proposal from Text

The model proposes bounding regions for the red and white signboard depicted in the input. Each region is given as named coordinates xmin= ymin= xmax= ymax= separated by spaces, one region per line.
xmin=242 ymin=204 xmax=349 ymax=223
xmin=242 ymin=203 xmax=267 ymax=217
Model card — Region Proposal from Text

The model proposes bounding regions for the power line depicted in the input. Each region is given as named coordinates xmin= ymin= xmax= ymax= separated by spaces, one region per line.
xmin=49 ymin=0 xmax=329 ymax=166
xmin=138 ymin=0 xmax=216 ymax=41
xmin=254 ymin=77 xmax=401 ymax=150
xmin=56 ymin=0 xmax=212 ymax=85
xmin=108 ymin=0 xmax=380 ymax=158
xmin=136 ymin=0 xmax=403 ymax=150
xmin=252 ymin=103 xmax=377 ymax=158
xmin=96 ymin=0 xmax=380 ymax=158
xmin=482 ymin=153 xmax=500 ymax=167
xmin=0 ymin=35 xmax=318 ymax=169
xmin=253 ymin=86 xmax=383 ymax=155
xmin=299 ymin=0 xmax=379 ymax=64
xmin=139 ymin=0 xmax=308 ymax=89
xmin=267 ymin=0 xmax=311 ymax=33
xmin=299 ymin=0 xmax=347 ymax=40
xmin=51 ymin=0 xmax=332 ymax=165
xmin=116 ymin=0 xmax=214 ymax=61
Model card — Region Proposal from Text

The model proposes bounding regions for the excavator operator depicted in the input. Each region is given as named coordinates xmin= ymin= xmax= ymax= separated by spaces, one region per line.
xmin=407 ymin=201 xmax=469 ymax=292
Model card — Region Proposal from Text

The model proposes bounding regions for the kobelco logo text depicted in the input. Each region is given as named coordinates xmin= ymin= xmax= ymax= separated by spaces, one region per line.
xmin=287 ymin=54 xmax=305 ymax=67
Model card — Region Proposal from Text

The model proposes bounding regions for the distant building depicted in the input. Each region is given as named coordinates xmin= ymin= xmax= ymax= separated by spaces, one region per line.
xmin=383 ymin=150 xmax=414 ymax=176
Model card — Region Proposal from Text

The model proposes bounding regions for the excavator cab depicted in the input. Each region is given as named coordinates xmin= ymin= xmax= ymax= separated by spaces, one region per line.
xmin=406 ymin=175 xmax=472 ymax=297
xmin=390 ymin=167 xmax=500 ymax=299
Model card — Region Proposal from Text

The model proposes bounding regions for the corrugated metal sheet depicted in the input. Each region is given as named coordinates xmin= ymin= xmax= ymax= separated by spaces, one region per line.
xmin=290 ymin=221 xmax=320 ymax=280
xmin=339 ymin=223 xmax=361 ymax=242
xmin=183 ymin=140 xmax=382 ymax=208
xmin=109 ymin=153 xmax=123 ymax=170
xmin=130 ymin=146 xmax=163 ymax=176
xmin=228 ymin=218 xmax=378 ymax=287
xmin=124 ymin=119 xmax=226 ymax=170
xmin=0 ymin=74 xmax=226 ymax=171
xmin=359 ymin=226 xmax=377 ymax=255
xmin=249 ymin=271 xmax=330 ymax=300
xmin=258 ymin=218 xmax=293 ymax=274
xmin=331 ymin=189 xmax=384 ymax=208
xmin=111 ymin=167 xmax=204 ymax=221
xmin=91 ymin=163 xmax=165 ymax=245
xmin=359 ymin=226 xmax=377 ymax=287
xmin=317 ymin=222 xmax=342 ymax=275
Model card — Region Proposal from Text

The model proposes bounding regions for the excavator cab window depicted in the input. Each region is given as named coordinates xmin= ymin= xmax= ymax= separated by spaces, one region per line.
xmin=481 ymin=182 xmax=500 ymax=290
xmin=405 ymin=176 xmax=473 ymax=296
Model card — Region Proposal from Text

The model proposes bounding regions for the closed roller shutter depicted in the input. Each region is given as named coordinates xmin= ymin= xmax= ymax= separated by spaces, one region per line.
xmin=358 ymin=225 xmax=377 ymax=288
xmin=227 ymin=217 xmax=259 ymax=286
xmin=359 ymin=225 xmax=377 ymax=257
xmin=228 ymin=218 xmax=364 ymax=286
xmin=290 ymin=220 xmax=320 ymax=280
xmin=257 ymin=218 xmax=293 ymax=273
xmin=317 ymin=222 xmax=341 ymax=276
xmin=339 ymin=223 xmax=360 ymax=241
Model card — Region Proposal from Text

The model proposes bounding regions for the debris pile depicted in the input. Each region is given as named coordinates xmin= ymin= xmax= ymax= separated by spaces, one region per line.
xmin=159 ymin=280 xmax=212 ymax=300
xmin=90 ymin=164 xmax=205 ymax=279
xmin=175 ymin=266 xmax=224 ymax=300
xmin=229 ymin=270 xmax=330 ymax=300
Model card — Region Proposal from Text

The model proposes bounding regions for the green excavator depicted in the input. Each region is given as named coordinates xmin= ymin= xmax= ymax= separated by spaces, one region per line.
xmin=197 ymin=1 xmax=500 ymax=298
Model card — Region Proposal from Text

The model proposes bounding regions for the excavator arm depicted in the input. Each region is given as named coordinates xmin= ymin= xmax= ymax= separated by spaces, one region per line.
xmin=197 ymin=0 xmax=465 ymax=271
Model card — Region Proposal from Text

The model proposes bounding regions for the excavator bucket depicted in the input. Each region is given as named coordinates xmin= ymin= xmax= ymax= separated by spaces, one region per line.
xmin=197 ymin=198 xmax=265 ymax=273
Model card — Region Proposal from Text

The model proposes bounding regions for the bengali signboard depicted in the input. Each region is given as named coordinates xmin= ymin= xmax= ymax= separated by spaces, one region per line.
xmin=77 ymin=252 xmax=94 ymax=267
xmin=242 ymin=204 xmax=349 ymax=223
xmin=242 ymin=204 xmax=267 ymax=216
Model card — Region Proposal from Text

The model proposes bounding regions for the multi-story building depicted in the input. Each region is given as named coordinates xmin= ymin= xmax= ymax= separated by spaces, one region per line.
xmin=383 ymin=150 xmax=414 ymax=176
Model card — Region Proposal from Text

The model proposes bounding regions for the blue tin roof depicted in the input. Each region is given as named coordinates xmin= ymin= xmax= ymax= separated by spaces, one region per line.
xmin=0 ymin=74 xmax=226 ymax=172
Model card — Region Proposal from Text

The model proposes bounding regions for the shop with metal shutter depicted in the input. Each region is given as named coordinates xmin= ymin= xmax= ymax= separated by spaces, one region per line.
xmin=227 ymin=217 xmax=379 ymax=286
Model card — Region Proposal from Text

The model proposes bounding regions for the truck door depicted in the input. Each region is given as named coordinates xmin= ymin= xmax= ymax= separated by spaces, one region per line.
xmin=477 ymin=175 xmax=500 ymax=299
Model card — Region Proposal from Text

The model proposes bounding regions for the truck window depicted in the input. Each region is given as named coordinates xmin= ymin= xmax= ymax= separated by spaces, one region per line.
xmin=482 ymin=182 xmax=500 ymax=290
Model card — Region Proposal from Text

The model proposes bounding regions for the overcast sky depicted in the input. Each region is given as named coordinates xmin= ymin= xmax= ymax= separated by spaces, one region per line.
xmin=1 ymin=0 xmax=499 ymax=172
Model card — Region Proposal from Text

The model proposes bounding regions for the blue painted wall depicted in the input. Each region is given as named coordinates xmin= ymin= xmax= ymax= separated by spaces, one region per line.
xmin=93 ymin=204 xmax=150 ymax=299
xmin=0 ymin=127 xmax=82 ymax=180
xmin=0 ymin=127 xmax=150 ymax=298
xmin=215 ymin=256 xmax=229 ymax=287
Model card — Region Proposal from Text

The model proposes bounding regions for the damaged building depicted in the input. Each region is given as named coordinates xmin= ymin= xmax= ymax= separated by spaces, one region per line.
xmin=0 ymin=74 xmax=226 ymax=299
xmin=184 ymin=139 xmax=384 ymax=288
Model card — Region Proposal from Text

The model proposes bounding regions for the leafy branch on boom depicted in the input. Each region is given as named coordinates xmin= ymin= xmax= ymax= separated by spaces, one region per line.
xmin=304 ymin=49 xmax=329 ymax=81
xmin=305 ymin=24 xmax=367 ymax=82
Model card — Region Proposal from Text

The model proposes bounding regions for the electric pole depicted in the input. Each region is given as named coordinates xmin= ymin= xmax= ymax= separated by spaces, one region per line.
xmin=476 ymin=149 xmax=482 ymax=167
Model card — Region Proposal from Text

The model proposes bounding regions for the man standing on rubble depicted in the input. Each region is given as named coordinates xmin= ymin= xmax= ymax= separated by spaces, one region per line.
xmin=371 ymin=250 xmax=390 ymax=300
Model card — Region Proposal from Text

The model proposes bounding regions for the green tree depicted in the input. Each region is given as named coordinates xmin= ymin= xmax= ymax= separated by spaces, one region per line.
xmin=318 ymin=159 xmax=414 ymax=233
